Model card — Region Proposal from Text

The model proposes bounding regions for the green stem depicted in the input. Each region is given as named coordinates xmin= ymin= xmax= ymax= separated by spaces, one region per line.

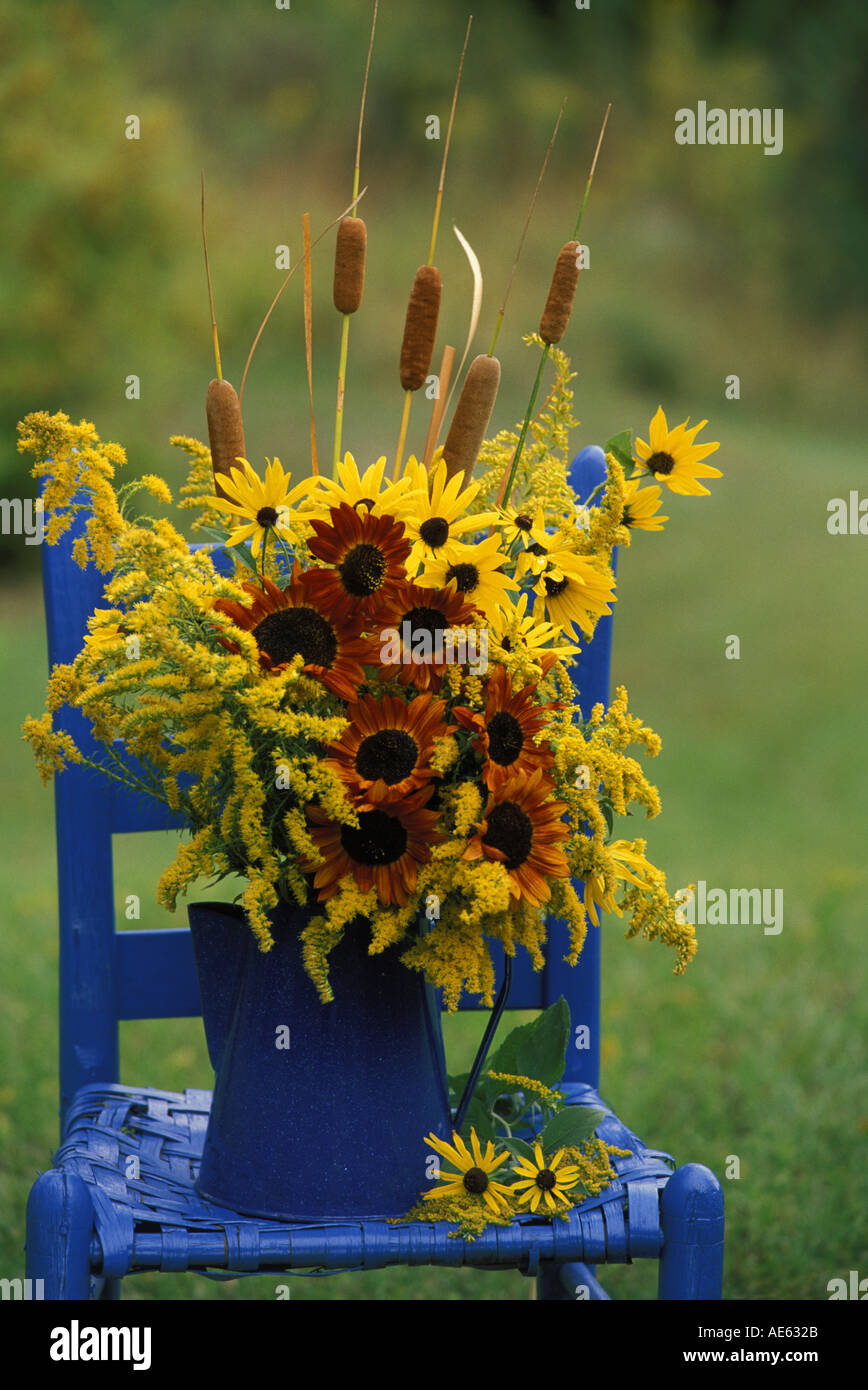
xmin=500 ymin=344 xmax=550 ymax=510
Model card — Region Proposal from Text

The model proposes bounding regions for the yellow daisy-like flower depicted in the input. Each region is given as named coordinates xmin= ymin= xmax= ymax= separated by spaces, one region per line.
xmin=511 ymin=1142 xmax=583 ymax=1213
xmin=496 ymin=503 xmax=550 ymax=554
xmin=490 ymin=592 xmax=579 ymax=664
xmin=633 ymin=406 xmax=721 ymax=497
xmin=583 ymin=839 xmax=658 ymax=928
xmin=301 ymin=451 xmax=420 ymax=523
xmin=417 ymin=533 xmax=518 ymax=623
xmin=620 ymin=473 xmax=669 ymax=532
xmin=532 ymin=550 xmax=616 ymax=641
xmin=210 ymin=456 xmax=310 ymax=556
xmin=422 ymin=1128 xmax=513 ymax=1214
xmin=401 ymin=456 xmax=500 ymax=576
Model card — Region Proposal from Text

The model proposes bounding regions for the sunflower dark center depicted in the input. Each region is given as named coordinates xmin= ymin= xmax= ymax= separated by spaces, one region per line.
xmin=253 ymin=607 xmax=337 ymax=669
xmin=535 ymin=1168 xmax=557 ymax=1191
xmin=419 ymin=516 xmax=450 ymax=548
xmin=462 ymin=1167 xmax=489 ymax=1194
xmin=444 ymin=562 xmax=479 ymax=594
xmin=527 ymin=541 xmax=547 ymax=556
xmin=340 ymin=809 xmax=408 ymax=866
xmin=256 ymin=506 xmax=279 ymax=528
xmin=353 ymin=497 xmax=376 ymax=512
xmin=500 ymin=636 xmax=512 ymax=652
xmin=515 ymin=513 xmax=533 ymax=531
xmin=483 ymin=801 xmax=534 ymax=871
xmin=356 ymin=729 xmax=419 ymax=784
xmin=487 ymin=710 xmax=524 ymax=765
xmin=339 ymin=542 xmax=388 ymax=596
xmin=402 ymin=605 xmax=449 ymax=641
xmin=646 ymin=451 xmax=675 ymax=476
xmin=622 ymin=505 xmax=634 ymax=527
xmin=543 ymin=574 xmax=569 ymax=598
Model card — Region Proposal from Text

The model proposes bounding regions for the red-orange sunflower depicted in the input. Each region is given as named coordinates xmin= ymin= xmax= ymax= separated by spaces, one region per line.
xmin=305 ymin=786 xmax=443 ymax=907
xmin=324 ymin=692 xmax=454 ymax=806
xmin=463 ymin=767 xmax=570 ymax=907
xmin=213 ymin=572 xmax=375 ymax=702
xmin=304 ymin=502 xmax=411 ymax=619
xmin=453 ymin=664 xmax=558 ymax=790
xmin=368 ymin=580 xmax=480 ymax=692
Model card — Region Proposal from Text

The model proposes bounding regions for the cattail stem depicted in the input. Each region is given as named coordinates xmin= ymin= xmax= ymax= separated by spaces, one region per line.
xmin=423 ymin=343 xmax=455 ymax=467
xmin=201 ymin=171 xmax=223 ymax=381
xmin=333 ymin=312 xmax=351 ymax=477
xmin=394 ymin=391 xmax=413 ymax=479
xmin=573 ymin=102 xmax=611 ymax=241
xmin=303 ymin=213 xmax=318 ymax=476
xmin=427 ymin=14 xmax=472 ymax=265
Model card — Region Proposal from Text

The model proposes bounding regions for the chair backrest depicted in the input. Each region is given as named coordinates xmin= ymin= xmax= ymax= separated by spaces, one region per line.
xmin=42 ymin=453 xmax=613 ymax=1128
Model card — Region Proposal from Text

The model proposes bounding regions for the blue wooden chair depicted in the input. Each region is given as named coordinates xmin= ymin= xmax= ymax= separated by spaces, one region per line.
xmin=25 ymin=452 xmax=724 ymax=1300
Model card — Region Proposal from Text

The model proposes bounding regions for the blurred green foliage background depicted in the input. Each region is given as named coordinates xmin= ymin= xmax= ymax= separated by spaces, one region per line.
xmin=1 ymin=0 xmax=867 ymax=1300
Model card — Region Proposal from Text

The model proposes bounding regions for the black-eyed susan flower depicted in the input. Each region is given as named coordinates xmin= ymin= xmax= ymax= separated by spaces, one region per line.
xmin=209 ymin=456 xmax=309 ymax=555
xmin=213 ymin=572 xmax=376 ymax=701
xmin=417 ymin=533 xmax=518 ymax=623
xmin=620 ymin=473 xmax=668 ymax=532
xmin=304 ymin=502 xmax=411 ymax=619
xmin=489 ymin=592 xmax=579 ymax=666
xmin=463 ymin=767 xmax=570 ymax=907
xmin=531 ymin=549 xmax=616 ymax=641
xmin=305 ymin=785 xmax=443 ymax=907
xmin=496 ymin=503 xmax=550 ymax=554
xmin=300 ymin=451 xmax=421 ymax=523
xmin=633 ymin=406 xmax=721 ymax=497
xmin=453 ymin=664 xmax=557 ymax=790
xmin=323 ymin=691 xmax=454 ymax=806
xmin=510 ymin=1142 xmax=583 ymax=1213
xmin=370 ymin=579 xmax=480 ymax=692
xmin=401 ymin=456 xmax=499 ymax=575
xmin=422 ymin=1128 xmax=513 ymax=1214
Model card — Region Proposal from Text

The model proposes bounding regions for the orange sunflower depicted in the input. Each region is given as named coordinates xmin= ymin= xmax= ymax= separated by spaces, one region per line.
xmin=305 ymin=786 xmax=443 ymax=907
xmin=453 ymin=664 xmax=558 ymax=790
xmin=369 ymin=580 xmax=480 ymax=692
xmin=304 ymin=502 xmax=411 ymax=619
xmin=213 ymin=572 xmax=375 ymax=702
xmin=324 ymin=692 xmax=454 ymax=806
xmin=463 ymin=767 xmax=570 ymax=907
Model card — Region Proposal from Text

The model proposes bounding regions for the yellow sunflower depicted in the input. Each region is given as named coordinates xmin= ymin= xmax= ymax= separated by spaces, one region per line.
xmin=633 ymin=406 xmax=721 ymax=496
xmin=582 ymin=839 xmax=658 ymax=928
xmin=620 ymin=473 xmax=668 ymax=533
xmin=531 ymin=549 xmax=616 ymax=641
xmin=417 ymin=533 xmax=518 ymax=623
xmin=510 ymin=1142 xmax=583 ymax=1213
xmin=489 ymin=592 xmax=579 ymax=666
xmin=301 ymin=451 xmax=421 ymax=524
xmin=209 ymin=457 xmax=310 ymax=556
xmin=401 ymin=456 xmax=500 ymax=576
xmin=422 ymin=1128 xmax=513 ymax=1214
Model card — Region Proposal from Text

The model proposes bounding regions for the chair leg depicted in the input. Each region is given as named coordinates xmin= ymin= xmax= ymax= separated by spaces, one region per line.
xmin=538 ymin=1260 xmax=610 ymax=1300
xmin=26 ymin=1170 xmax=95 ymax=1300
xmin=657 ymin=1163 xmax=724 ymax=1300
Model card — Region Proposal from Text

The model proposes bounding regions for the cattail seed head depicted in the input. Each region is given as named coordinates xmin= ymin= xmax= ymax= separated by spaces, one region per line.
xmin=333 ymin=216 xmax=367 ymax=315
xmin=539 ymin=240 xmax=582 ymax=345
xmin=442 ymin=354 xmax=501 ymax=484
xmin=206 ymin=378 xmax=246 ymax=500
xmin=399 ymin=264 xmax=442 ymax=391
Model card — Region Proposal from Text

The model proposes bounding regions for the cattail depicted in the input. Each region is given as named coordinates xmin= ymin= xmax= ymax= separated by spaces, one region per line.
xmin=333 ymin=216 xmax=367 ymax=314
xmin=539 ymin=239 xmax=581 ymax=345
xmin=399 ymin=265 xmax=442 ymax=391
xmin=442 ymin=354 xmax=501 ymax=483
xmin=206 ymin=378 xmax=246 ymax=500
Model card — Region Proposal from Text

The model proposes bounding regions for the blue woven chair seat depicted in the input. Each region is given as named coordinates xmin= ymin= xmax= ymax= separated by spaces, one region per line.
xmin=51 ymin=1080 xmax=675 ymax=1280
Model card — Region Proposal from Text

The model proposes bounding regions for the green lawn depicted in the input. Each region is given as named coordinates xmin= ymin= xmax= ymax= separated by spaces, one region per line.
xmin=2 ymin=407 xmax=866 ymax=1299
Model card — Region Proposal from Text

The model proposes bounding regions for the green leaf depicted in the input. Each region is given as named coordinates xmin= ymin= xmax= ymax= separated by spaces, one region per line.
xmin=486 ymin=997 xmax=571 ymax=1091
xmin=447 ymin=1071 xmax=470 ymax=1104
xmin=604 ymin=429 xmax=634 ymax=472
xmin=539 ymin=1106 xmax=605 ymax=1153
xmin=458 ymin=1095 xmax=494 ymax=1144
xmin=499 ymin=1137 xmax=536 ymax=1164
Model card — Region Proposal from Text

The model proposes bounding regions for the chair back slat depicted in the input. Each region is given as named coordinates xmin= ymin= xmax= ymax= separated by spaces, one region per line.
xmin=42 ymin=456 xmax=614 ymax=1125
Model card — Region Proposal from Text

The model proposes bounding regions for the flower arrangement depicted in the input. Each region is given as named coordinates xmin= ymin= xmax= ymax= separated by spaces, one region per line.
xmin=21 ymin=13 xmax=721 ymax=1014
